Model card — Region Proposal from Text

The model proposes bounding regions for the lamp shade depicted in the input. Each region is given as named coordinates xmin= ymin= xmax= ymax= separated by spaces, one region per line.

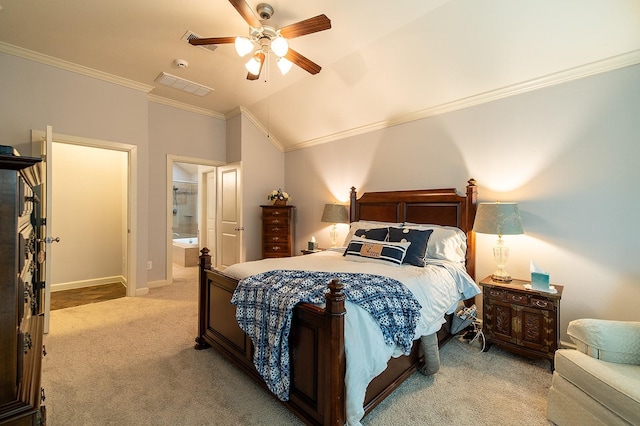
xmin=473 ymin=202 xmax=523 ymax=236
xmin=321 ymin=204 xmax=349 ymax=224
xmin=234 ymin=37 xmax=254 ymax=57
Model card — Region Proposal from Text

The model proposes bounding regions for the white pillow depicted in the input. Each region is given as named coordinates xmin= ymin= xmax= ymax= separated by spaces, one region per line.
xmin=342 ymin=220 xmax=403 ymax=247
xmin=403 ymin=223 xmax=467 ymax=263
xmin=343 ymin=236 xmax=410 ymax=266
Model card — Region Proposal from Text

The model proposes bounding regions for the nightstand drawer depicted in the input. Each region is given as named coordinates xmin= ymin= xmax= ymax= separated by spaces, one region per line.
xmin=530 ymin=297 xmax=554 ymax=310
xmin=486 ymin=288 xmax=506 ymax=301
xmin=506 ymin=292 xmax=527 ymax=306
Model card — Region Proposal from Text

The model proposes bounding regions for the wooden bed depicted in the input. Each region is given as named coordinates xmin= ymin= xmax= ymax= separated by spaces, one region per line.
xmin=194 ymin=179 xmax=478 ymax=425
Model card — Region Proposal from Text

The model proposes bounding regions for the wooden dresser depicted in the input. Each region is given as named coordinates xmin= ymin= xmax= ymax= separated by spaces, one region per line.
xmin=480 ymin=276 xmax=563 ymax=370
xmin=261 ymin=205 xmax=295 ymax=258
xmin=0 ymin=147 xmax=46 ymax=425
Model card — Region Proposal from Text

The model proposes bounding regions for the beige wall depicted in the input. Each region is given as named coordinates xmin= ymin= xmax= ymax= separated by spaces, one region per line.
xmin=285 ymin=64 xmax=640 ymax=342
xmin=50 ymin=143 xmax=126 ymax=289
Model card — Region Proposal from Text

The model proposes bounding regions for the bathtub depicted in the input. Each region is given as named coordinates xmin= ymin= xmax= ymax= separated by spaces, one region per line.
xmin=172 ymin=237 xmax=199 ymax=267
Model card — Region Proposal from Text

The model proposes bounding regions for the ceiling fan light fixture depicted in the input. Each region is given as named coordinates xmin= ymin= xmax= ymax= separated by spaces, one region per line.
xmin=277 ymin=57 xmax=293 ymax=75
xmin=235 ymin=36 xmax=254 ymax=57
xmin=245 ymin=51 xmax=264 ymax=75
xmin=271 ymin=36 xmax=288 ymax=57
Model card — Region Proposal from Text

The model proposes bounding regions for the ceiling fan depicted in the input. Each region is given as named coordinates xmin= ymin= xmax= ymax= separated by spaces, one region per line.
xmin=189 ymin=0 xmax=331 ymax=80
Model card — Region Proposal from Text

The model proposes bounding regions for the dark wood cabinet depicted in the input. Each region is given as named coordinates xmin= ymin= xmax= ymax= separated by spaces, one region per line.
xmin=480 ymin=276 xmax=563 ymax=370
xmin=0 ymin=147 xmax=46 ymax=425
xmin=261 ymin=205 xmax=295 ymax=258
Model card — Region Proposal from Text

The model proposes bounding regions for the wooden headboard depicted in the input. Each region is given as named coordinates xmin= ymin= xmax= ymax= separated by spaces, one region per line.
xmin=348 ymin=179 xmax=478 ymax=278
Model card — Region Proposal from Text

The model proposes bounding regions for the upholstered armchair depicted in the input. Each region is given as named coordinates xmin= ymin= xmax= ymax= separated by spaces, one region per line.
xmin=547 ymin=319 xmax=640 ymax=425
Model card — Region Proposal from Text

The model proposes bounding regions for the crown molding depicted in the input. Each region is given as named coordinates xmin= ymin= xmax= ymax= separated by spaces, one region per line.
xmin=148 ymin=95 xmax=224 ymax=119
xmin=286 ymin=49 xmax=640 ymax=152
xmin=227 ymin=106 xmax=285 ymax=152
xmin=0 ymin=41 xmax=155 ymax=93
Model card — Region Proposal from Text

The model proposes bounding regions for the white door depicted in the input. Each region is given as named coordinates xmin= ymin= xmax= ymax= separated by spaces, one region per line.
xmin=217 ymin=163 xmax=242 ymax=270
xmin=204 ymin=170 xmax=216 ymax=260
xmin=31 ymin=125 xmax=58 ymax=333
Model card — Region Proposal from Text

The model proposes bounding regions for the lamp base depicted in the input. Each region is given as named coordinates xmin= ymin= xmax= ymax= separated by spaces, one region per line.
xmin=491 ymin=270 xmax=512 ymax=282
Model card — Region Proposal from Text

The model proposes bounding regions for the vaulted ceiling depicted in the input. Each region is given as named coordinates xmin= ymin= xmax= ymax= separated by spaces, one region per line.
xmin=1 ymin=0 xmax=639 ymax=151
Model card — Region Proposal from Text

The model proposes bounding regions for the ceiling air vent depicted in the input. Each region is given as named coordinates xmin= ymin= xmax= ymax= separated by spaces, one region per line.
xmin=182 ymin=30 xmax=218 ymax=53
xmin=155 ymin=72 xmax=214 ymax=97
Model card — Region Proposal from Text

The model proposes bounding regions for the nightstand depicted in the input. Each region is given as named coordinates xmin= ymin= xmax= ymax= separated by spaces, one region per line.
xmin=301 ymin=248 xmax=324 ymax=255
xmin=479 ymin=276 xmax=563 ymax=370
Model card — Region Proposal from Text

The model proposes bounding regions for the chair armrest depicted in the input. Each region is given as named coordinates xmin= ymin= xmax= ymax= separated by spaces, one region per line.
xmin=567 ymin=319 xmax=640 ymax=365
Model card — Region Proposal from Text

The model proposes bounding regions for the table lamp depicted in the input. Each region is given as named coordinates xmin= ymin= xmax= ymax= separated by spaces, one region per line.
xmin=321 ymin=204 xmax=349 ymax=247
xmin=473 ymin=202 xmax=524 ymax=282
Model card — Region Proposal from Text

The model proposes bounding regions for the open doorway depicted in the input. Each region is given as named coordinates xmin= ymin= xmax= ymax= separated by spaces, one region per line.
xmin=32 ymin=128 xmax=137 ymax=332
xmin=166 ymin=155 xmax=223 ymax=285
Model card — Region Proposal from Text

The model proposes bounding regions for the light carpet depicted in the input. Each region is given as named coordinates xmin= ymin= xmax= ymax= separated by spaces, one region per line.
xmin=42 ymin=266 xmax=552 ymax=425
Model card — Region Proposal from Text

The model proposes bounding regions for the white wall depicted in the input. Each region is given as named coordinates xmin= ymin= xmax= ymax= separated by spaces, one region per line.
xmin=51 ymin=143 xmax=126 ymax=288
xmin=0 ymin=51 xmax=227 ymax=292
xmin=285 ymin=64 xmax=640 ymax=341
xmin=146 ymin=97 xmax=226 ymax=284
xmin=0 ymin=51 xmax=150 ymax=294
xmin=240 ymin=115 xmax=285 ymax=261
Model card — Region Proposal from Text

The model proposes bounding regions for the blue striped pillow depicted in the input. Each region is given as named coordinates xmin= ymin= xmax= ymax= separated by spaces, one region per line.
xmin=343 ymin=236 xmax=410 ymax=266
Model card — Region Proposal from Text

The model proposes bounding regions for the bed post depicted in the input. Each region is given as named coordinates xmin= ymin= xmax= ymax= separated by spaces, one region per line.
xmin=465 ymin=179 xmax=478 ymax=281
xmin=325 ymin=279 xmax=346 ymax=425
xmin=194 ymin=247 xmax=211 ymax=350
xmin=349 ymin=187 xmax=357 ymax=222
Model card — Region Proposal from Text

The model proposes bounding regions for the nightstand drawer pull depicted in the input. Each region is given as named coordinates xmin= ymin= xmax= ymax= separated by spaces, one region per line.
xmin=507 ymin=293 xmax=527 ymax=305
xmin=488 ymin=289 xmax=505 ymax=300
xmin=532 ymin=298 xmax=553 ymax=310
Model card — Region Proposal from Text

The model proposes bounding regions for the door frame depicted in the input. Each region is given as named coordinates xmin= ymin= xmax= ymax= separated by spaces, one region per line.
xmin=166 ymin=155 xmax=223 ymax=284
xmin=31 ymin=130 xmax=137 ymax=301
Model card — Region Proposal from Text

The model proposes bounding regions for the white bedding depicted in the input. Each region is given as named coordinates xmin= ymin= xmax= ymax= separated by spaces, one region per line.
xmin=222 ymin=248 xmax=480 ymax=425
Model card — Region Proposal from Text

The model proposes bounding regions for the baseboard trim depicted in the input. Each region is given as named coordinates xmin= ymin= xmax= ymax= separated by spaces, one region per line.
xmin=51 ymin=276 xmax=126 ymax=292
xmin=135 ymin=287 xmax=150 ymax=296
xmin=147 ymin=279 xmax=168 ymax=289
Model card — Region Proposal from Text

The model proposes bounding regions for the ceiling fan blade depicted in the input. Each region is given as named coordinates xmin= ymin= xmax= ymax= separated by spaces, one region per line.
xmin=229 ymin=0 xmax=262 ymax=29
xmin=188 ymin=36 xmax=236 ymax=46
xmin=284 ymin=48 xmax=321 ymax=75
xmin=279 ymin=14 xmax=331 ymax=39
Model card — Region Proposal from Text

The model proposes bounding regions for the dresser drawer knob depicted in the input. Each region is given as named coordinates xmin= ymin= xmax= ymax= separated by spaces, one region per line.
xmin=272 ymin=236 xmax=280 ymax=241
xmin=272 ymin=246 xmax=280 ymax=251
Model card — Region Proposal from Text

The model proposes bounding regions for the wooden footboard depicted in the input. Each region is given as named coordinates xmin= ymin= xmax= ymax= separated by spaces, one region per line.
xmin=195 ymin=248 xmax=348 ymax=425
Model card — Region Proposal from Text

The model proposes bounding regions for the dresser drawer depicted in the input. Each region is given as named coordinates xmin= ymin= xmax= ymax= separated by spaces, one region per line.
xmin=263 ymin=243 xmax=291 ymax=256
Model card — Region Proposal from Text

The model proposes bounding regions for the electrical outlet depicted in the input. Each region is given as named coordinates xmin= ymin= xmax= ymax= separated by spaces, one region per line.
xmin=147 ymin=261 xmax=152 ymax=270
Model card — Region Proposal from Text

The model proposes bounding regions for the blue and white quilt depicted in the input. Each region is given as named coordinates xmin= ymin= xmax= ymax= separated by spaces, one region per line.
xmin=230 ymin=269 xmax=422 ymax=400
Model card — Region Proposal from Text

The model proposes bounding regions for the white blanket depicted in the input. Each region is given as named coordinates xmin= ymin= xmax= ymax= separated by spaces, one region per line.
xmin=222 ymin=248 xmax=480 ymax=425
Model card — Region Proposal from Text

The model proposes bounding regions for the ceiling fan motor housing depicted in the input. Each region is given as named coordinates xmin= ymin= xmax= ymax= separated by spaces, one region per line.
xmin=256 ymin=3 xmax=274 ymax=20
